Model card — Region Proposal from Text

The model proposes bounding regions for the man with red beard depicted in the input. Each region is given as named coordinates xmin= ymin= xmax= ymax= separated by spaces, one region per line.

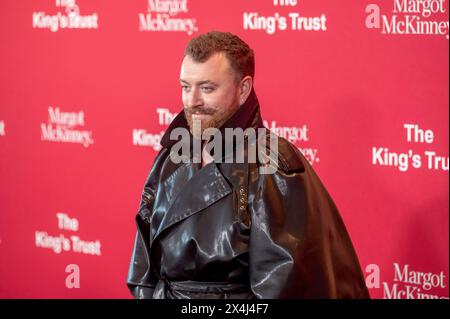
xmin=127 ymin=31 xmax=369 ymax=299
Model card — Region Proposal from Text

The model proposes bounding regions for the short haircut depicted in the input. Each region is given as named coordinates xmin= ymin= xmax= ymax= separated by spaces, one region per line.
xmin=184 ymin=31 xmax=255 ymax=83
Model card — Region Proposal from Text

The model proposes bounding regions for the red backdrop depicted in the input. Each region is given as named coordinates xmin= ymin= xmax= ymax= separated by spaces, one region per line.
xmin=0 ymin=0 xmax=448 ymax=299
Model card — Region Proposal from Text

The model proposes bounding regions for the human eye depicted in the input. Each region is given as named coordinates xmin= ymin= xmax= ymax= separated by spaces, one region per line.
xmin=200 ymin=86 xmax=214 ymax=93
xmin=181 ymin=85 xmax=190 ymax=92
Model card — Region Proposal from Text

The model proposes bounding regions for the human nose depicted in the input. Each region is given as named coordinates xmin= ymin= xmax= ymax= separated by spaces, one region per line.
xmin=185 ymin=87 xmax=203 ymax=109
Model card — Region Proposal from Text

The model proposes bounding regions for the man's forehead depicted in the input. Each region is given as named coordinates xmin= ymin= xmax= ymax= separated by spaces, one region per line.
xmin=180 ymin=52 xmax=233 ymax=83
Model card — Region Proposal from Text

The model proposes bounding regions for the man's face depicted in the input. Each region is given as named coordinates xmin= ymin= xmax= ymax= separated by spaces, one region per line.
xmin=180 ymin=52 xmax=241 ymax=136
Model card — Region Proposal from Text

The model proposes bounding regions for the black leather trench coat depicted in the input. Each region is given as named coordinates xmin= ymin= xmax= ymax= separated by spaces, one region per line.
xmin=126 ymin=90 xmax=370 ymax=299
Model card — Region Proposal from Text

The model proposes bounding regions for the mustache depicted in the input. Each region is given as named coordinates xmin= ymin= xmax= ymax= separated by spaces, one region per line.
xmin=184 ymin=107 xmax=216 ymax=116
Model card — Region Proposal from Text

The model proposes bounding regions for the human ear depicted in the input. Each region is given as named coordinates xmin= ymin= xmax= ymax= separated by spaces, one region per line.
xmin=239 ymin=76 xmax=253 ymax=105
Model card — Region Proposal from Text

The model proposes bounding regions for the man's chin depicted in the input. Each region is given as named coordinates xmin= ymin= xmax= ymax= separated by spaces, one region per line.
xmin=188 ymin=120 xmax=219 ymax=138
xmin=192 ymin=113 xmax=211 ymax=121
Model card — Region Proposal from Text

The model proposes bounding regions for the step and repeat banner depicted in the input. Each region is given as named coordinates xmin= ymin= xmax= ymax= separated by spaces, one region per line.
xmin=0 ymin=0 xmax=448 ymax=299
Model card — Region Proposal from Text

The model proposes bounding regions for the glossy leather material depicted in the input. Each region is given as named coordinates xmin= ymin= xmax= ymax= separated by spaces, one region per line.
xmin=127 ymin=89 xmax=370 ymax=299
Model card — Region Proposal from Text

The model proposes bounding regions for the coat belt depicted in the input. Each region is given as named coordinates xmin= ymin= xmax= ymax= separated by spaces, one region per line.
xmin=152 ymin=279 xmax=253 ymax=299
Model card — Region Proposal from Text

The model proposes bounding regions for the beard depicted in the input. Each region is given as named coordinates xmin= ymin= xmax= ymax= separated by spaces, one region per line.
xmin=184 ymin=104 xmax=238 ymax=138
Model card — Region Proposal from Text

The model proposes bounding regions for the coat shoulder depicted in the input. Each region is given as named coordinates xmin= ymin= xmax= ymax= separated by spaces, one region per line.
xmin=263 ymin=134 xmax=306 ymax=175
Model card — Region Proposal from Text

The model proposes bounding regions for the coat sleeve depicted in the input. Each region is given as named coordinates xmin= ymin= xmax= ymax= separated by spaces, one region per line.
xmin=248 ymin=142 xmax=369 ymax=299
xmin=126 ymin=219 xmax=157 ymax=299
xmin=126 ymin=150 xmax=167 ymax=299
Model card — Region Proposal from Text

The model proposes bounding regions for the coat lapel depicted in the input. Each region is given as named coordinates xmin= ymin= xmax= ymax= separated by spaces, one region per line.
xmin=152 ymin=161 xmax=232 ymax=247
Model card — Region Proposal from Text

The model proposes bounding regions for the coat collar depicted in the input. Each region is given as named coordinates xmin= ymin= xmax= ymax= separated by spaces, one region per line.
xmin=160 ymin=88 xmax=264 ymax=152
